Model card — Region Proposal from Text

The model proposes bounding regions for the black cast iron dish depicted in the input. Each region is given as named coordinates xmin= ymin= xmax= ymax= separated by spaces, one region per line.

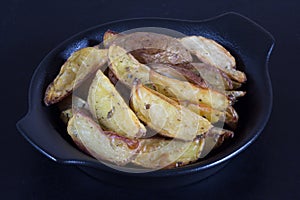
xmin=17 ymin=12 xmax=274 ymax=188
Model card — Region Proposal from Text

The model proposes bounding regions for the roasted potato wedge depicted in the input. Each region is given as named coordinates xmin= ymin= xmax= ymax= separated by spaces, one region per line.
xmin=180 ymin=36 xmax=246 ymax=83
xmin=150 ymin=62 xmax=235 ymax=91
xmin=132 ymin=137 xmax=204 ymax=169
xmin=60 ymin=108 xmax=73 ymax=124
xmin=108 ymin=45 xmax=151 ymax=87
xmin=130 ymin=83 xmax=212 ymax=141
xmin=226 ymin=90 xmax=246 ymax=104
xmin=191 ymin=63 xmax=233 ymax=90
xmin=57 ymin=95 xmax=88 ymax=111
xmin=149 ymin=63 xmax=208 ymax=89
xmin=44 ymin=47 xmax=108 ymax=105
xmin=149 ymin=70 xmax=229 ymax=111
xmin=87 ymin=70 xmax=146 ymax=139
xmin=67 ymin=111 xmax=140 ymax=165
xmin=168 ymin=138 xmax=205 ymax=168
xmin=179 ymin=100 xmax=225 ymax=124
xmin=225 ymin=106 xmax=239 ymax=129
xmin=107 ymin=68 xmax=118 ymax=85
xmin=104 ymin=31 xmax=192 ymax=64
xmin=103 ymin=30 xmax=120 ymax=48
xmin=179 ymin=100 xmax=238 ymax=127
xmin=59 ymin=96 xmax=89 ymax=124
xmin=200 ymin=127 xmax=234 ymax=158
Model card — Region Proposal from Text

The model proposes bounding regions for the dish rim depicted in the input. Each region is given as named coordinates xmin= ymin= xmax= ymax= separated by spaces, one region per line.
xmin=17 ymin=12 xmax=275 ymax=177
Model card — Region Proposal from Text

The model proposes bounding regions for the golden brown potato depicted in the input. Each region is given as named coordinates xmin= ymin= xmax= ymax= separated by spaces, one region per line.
xmin=104 ymin=31 xmax=192 ymax=64
xmin=103 ymin=30 xmax=120 ymax=48
xmin=180 ymin=36 xmax=246 ymax=83
xmin=225 ymin=106 xmax=239 ymax=129
xmin=130 ymin=83 xmax=212 ymax=141
xmin=226 ymin=91 xmax=246 ymax=104
xmin=132 ymin=137 xmax=204 ymax=169
xmin=87 ymin=70 xmax=146 ymax=139
xmin=44 ymin=47 xmax=108 ymax=105
xmin=108 ymin=45 xmax=151 ymax=87
xmin=67 ymin=111 xmax=140 ymax=166
xmin=149 ymin=70 xmax=229 ymax=111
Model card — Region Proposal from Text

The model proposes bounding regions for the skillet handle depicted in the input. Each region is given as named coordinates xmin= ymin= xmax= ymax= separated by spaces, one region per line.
xmin=16 ymin=112 xmax=89 ymax=163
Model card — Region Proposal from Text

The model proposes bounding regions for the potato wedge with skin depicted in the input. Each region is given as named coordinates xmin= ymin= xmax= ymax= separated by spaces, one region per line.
xmin=88 ymin=70 xmax=146 ymax=139
xmin=191 ymin=63 xmax=233 ymax=91
xmin=107 ymin=68 xmax=118 ymax=85
xmin=226 ymin=91 xmax=246 ymax=104
xmin=178 ymin=100 xmax=238 ymax=127
xmin=225 ymin=106 xmax=239 ymax=129
xmin=44 ymin=47 xmax=108 ymax=105
xmin=180 ymin=36 xmax=246 ymax=83
xmin=150 ymin=70 xmax=229 ymax=111
xmin=179 ymin=100 xmax=225 ymax=124
xmin=148 ymin=63 xmax=208 ymax=89
xmin=150 ymin=62 xmax=235 ymax=91
xmin=103 ymin=30 xmax=120 ymax=48
xmin=104 ymin=31 xmax=192 ymax=64
xmin=67 ymin=111 xmax=140 ymax=165
xmin=59 ymin=96 xmax=89 ymax=124
xmin=167 ymin=138 xmax=205 ymax=168
xmin=57 ymin=95 xmax=88 ymax=111
xmin=200 ymin=127 xmax=234 ymax=158
xmin=108 ymin=45 xmax=151 ymax=87
xmin=130 ymin=83 xmax=212 ymax=141
xmin=132 ymin=137 xmax=204 ymax=169
xmin=60 ymin=108 xmax=73 ymax=124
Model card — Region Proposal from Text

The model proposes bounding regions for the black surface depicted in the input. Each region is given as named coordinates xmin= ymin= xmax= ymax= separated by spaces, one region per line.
xmin=1 ymin=0 xmax=299 ymax=199
xmin=16 ymin=14 xmax=274 ymax=189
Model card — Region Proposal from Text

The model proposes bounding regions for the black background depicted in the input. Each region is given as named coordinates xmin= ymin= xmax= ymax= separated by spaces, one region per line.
xmin=1 ymin=0 xmax=299 ymax=199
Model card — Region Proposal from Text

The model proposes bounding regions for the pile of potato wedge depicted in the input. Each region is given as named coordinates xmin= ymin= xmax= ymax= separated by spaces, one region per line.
xmin=44 ymin=30 xmax=246 ymax=170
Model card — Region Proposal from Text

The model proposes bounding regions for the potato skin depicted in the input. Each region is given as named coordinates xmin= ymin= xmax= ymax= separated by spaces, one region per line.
xmin=200 ymin=127 xmax=234 ymax=158
xmin=104 ymin=31 xmax=192 ymax=64
xmin=87 ymin=70 xmax=146 ymax=139
xmin=67 ymin=111 xmax=140 ymax=166
xmin=180 ymin=36 xmax=246 ymax=83
xmin=150 ymin=70 xmax=229 ymax=111
xmin=132 ymin=137 xmax=204 ymax=169
xmin=44 ymin=47 xmax=108 ymax=106
xmin=130 ymin=83 xmax=212 ymax=141
xmin=179 ymin=100 xmax=226 ymax=124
